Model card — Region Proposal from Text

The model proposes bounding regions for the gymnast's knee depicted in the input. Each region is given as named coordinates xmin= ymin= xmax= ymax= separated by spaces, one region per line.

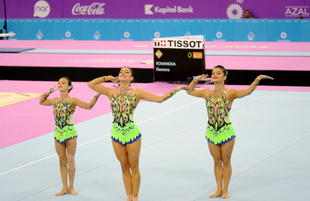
xmin=67 ymin=154 xmax=76 ymax=169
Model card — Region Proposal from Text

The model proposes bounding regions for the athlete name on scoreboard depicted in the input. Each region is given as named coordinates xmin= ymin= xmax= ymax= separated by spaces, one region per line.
xmin=153 ymin=37 xmax=204 ymax=49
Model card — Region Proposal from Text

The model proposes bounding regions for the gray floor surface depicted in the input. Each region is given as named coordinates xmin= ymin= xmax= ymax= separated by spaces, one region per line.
xmin=1 ymin=90 xmax=309 ymax=201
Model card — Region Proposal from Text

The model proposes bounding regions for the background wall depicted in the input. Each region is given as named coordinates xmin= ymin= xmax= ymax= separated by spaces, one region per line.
xmin=1 ymin=0 xmax=310 ymax=19
xmin=1 ymin=19 xmax=309 ymax=42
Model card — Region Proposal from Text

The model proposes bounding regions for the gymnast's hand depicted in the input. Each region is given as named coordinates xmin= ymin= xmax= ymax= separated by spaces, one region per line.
xmin=47 ymin=84 xmax=57 ymax=94
xmin=194 ymin=74 xmax=212 ymax=83
xmin=257 ymin=75 xmax=274 ymax=80
xmin=110 ymin=76 xmax=119 ymax=83
xmin=176 ymin=85 xmax=191 ymax=91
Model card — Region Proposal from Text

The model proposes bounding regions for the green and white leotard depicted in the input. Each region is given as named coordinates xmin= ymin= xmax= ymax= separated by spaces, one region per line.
xmin=110 ymin=89 xmax=141 ymax=145
xmin=205 ymin=89 xmax=236 ymax=145
xmin=53 ymin=100 xmax=77 ymax=144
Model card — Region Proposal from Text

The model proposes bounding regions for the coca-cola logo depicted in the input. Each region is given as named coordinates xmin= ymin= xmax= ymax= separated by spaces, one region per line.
xmin=72 ymin=2 xmax=105 ymax=15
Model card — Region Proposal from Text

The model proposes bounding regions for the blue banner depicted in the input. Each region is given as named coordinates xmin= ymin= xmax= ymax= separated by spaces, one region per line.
xmin=82 ymin=19 xmax=112 ymax=40
xmin=141 ymin=20 xmax=174 ymax=40
xmin=111 ymin=19 xmax=142 ymax=41
xmin=170 ymin=19 xmax=204 ymax=38
xmin=267 ymin=20 xmax=300 ymax=42
xmin=300 ymin=20 xmax=310 ymax=42
xmin=5 ymin=19 xmax=310 ymax=42
xmin=7 ymin=19 xmax=26 ymax=39
xmin=26 ymin=19 xmax=55 ymax=40
xmin=235 ymin=20 xmax=268 ymax=42
xmin=204 ymin=19 xmax=235 ymax=41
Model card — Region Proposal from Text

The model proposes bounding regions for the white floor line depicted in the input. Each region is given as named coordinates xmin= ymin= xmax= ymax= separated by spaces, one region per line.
xmin=186 ymin=133 xmax=310 ymax=201
xmin=232 ymin=91 xmax=279 ymax=111
xmin=0 ymin=99 xmax=203 ymax=177
xmin=0 ymin=154 xmax=56 ymax=177
xmin=247 ymin=96 xmax=310 ymax=100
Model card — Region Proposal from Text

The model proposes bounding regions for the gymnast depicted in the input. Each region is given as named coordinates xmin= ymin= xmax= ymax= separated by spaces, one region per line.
xmin=186 ymin=65 xmax=273 ymax=198
xmin=39 ymin=77 xmax=100 ymax=196
xmin=88 ymin=67 xmax=189 ymax=201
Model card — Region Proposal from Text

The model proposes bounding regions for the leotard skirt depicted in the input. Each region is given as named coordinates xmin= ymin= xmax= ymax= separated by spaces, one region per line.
xmin=111 ymin=122 xmax=141 ymax=145
xmin=205 ymin=124 xmax=235 ymax=145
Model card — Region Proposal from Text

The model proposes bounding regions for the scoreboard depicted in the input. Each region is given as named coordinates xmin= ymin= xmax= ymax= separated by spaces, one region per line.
xmin=153 ymin=35 xmax=205 ymax=82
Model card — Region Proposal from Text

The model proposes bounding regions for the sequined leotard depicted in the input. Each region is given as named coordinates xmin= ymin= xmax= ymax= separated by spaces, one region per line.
xmin=53 ymin=99 xmax=77 ymax=144
xmin=110 ymin=89 xmax=141 ymax=145
xmin=205 ymin=89 xmax=235 ymax=145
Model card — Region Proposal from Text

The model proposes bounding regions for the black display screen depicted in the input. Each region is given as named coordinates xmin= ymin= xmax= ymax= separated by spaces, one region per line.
xmin=154 ymin=48 xmax=205 ymax=82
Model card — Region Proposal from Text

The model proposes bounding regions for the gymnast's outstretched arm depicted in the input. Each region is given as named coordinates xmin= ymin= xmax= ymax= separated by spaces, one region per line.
xmin=232 ymin=75 xmax=274 ymax=99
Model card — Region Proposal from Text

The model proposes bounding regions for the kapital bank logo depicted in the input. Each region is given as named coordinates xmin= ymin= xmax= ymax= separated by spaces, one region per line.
xmin=33 ymin=0 xmax=50 ymax=18
xmin=145 ymin=5 xmax=154 ymax=15
xmin=145 ymin=4 xmax=194 ymax=15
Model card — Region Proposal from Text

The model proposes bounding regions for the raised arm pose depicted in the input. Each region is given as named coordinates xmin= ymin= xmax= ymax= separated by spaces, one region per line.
xmin=187 ymin=65 xmax=273 ymax=199
xmin=39 ymin=77 xmax=100 ymax=196
xmin=88 ymin=67 xmax=188 ymax=201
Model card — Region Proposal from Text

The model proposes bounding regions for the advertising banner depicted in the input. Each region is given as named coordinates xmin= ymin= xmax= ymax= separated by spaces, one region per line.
xmin=26 ymin=19 xmax=55 ymax=40
xmin=141 ymin=20 xmax=173 ymax=40
xmin=2 ymin=0 xmax=309 ymax=19
xmin=62 ymin=0 xmax=140 ymax=19
xmin=141 ymin=1 xmax=219 ymax=19
xmin=219 ymin=0 xmax=309 ymax=19
xmin=81 ymin=19 xmax=112 ymax=40
xmin=6 ymin=19 xmax=310 ymax=42
xmin=153 ymin=35 xmax=205 ymax=82
xmin=204 ymin=20 xmax=235 ymax=41
xmin=267 ymin=20 xmax=300 ymax=42
xmin=6 ymin=0 xmax=63 ymax=19
xmin=300 ymin=20 xmax=310 ymax=41
xmin=235 ymin=20 xmax=268 ymax=41
xmin=6 ymin=20 xmax=26 ymax=39
xmin=111 ymin=20 xmax=142 ymax=41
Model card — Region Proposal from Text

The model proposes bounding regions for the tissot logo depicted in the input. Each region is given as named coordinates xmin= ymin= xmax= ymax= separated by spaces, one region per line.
xmin=154 ymin=39 xmax=203 ymax=49
xmin=161 ymin=40 xmax=166 ymax=46
xmin=154 ymin=40 xmax=167 ymax=47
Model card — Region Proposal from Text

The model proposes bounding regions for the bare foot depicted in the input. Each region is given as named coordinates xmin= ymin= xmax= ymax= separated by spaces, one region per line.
xmin=209 ymin=190 xmax=222 ymax=198
xmin=55 ymin=189 xmax=69 ymax=196
xmin=132 ymin=197 xmax=138 ymax=201
xmin=222 ymin=190 xmax=230 ymax=199
xmin=69 ymin=188 xmax=78 ymax=195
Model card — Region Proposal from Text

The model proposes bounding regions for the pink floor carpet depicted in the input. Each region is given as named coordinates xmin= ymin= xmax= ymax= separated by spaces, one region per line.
xmin=1 ymin=40 xmax=310 ymax=70
xmin=1 ymin=80 xmax=310 ymax=149
xmin=0 ymin=80 xmax=184 ymax=149
xmin=1 ymin=40 xmax=310 ymax=148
